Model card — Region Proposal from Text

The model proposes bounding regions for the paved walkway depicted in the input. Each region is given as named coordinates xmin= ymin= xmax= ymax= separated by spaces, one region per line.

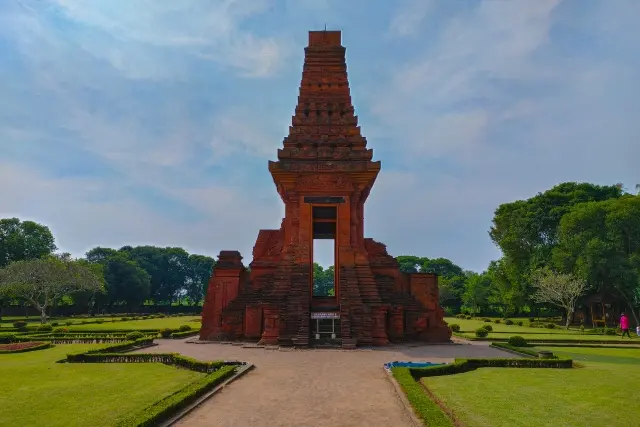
xmin=140 ymin=339 xmax=513 ymax=427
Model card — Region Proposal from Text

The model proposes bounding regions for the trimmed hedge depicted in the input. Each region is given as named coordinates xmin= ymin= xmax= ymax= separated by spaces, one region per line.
xmin=115 ymin=366 xmax=236 ymax=427
xmin=171 ymin=330 xmax=200 ymax=339
xmin=409 ymin=357 xmax=572 ymax=380
xmin=0 ymin=332 xmax=18 ymax=344
xmin=391 ymin=367 xmax=453 ymax=427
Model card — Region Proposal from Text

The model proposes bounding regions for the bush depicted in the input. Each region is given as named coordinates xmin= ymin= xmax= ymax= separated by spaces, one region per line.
xmin=13 ymin=321 xmax=28 ymax=329
xmin=96 ymin=319 xmax=105 ymax=324
xmin=160 ymin=328 xmax=173 ymax=338
xmin=504 ymin=319 xmax=513 ymax=325
xmin=481 ymin=324 xmax=493 ymax=332
xmin=53 ymin=327 xmax=69 ymax=333
xmin=483 ymin=318 xmax=492 ymax=323
xmin=516 ymin=321 xmax=524 ymax=326
xmin=546 ymin=323 xmax=556 ymax=329
xmin=449 ymin=324 xmax=460 ymax=332
xmin=605 ymin=328 xmax=617 ymax=336
xmin=37 ymin=324 xmax=53 ymax=332
xmin=508 ymin=336 xmax=527 ymax=347
xmin=494 ymin=319 xmax=501 ymax=324
xmin=178 ymin=324 xmax=192 ymax=332
xmin=157 ymin=314 xmax=166 ymax=318
xmin=66 ymin=321 xmax=73 ymax=326
xmin=121 ymin=317 xmax=130 ymax=321
xmin=126 ymin=331 xmax=145 ymax=341
xmin=475 ymin=328 xmax=489 ymax=338
xmin=465 ymin=315 xmax=472 ymax=320
xmin=529 ymin=317 xmax=536 ymax=322
xmin=51 ymin=322 xmax=59 ymax=326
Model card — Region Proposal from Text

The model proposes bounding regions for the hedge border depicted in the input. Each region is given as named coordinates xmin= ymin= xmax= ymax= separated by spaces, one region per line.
xmin=0 ymin=341 xmax=53 ymax=354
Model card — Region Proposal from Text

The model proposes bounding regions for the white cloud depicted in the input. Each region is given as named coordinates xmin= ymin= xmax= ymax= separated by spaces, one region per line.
xmin=388 ymin=0 xmax=435 ymax=38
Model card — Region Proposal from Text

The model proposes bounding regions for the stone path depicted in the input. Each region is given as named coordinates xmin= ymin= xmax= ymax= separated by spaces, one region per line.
xmin=139 ymin=339 xmax=513 ymax=427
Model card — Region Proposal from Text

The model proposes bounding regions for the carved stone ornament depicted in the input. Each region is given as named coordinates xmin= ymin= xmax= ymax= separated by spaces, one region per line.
xmin=295 ymin=173 xmax=353 ymax=191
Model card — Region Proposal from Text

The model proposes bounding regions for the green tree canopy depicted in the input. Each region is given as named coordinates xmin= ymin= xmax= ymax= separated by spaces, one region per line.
xmin=553 ymin=195 xmax=640 ymax=323
xmin=0 ymin=218 xmax=57 ymax=268
xmin=0 ymin=255 xmax=104 ymax=323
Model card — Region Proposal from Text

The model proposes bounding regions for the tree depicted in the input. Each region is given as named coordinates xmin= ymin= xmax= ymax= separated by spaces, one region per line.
xmin=461 ymin=272 xmax=491 ymax=315
xmin=553 ymin=195 xmax=640 ymax=324
xmin=0 ymin=255 xmax=104 ymax=323
xmin=0 ymin=218 xmax=57 ymax=268
xmin=313 ymin=263 xmax=335 ymax=296
xmin=489 ymin=182 xmax=622 ymax=307
xmin=531 ymin=268 xmax=587 ymax=328
xmin=120 ymin=246 xmax=189 ymax=304
xmin=185 ymin=254 xmax=215 ymax=304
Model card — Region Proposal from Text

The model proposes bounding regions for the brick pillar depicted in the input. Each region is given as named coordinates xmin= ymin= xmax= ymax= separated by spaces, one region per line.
xmin=200 ymin=251 xmax=245 ymax=341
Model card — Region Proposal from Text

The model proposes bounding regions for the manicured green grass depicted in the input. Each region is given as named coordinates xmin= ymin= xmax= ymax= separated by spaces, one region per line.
xmin=421 ymin=347 xmax=640 ymax=427
xmin=0 ymin=344 xmax=204 ymax=427
xmin=446 ymin=317 xmax=635 ymax=342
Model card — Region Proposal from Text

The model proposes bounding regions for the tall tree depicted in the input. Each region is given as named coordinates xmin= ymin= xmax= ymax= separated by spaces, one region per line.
xmin=553 ymin=195 xmax=640 ymax=324
xmin=0 ymin=218 xmax=57 ymax=268
xmin=461 ymin=272 xmax=491 ymax=315
xmin=185 ymin=254 xmax=215 ymax=304
xmin=0 ymin=255 xmax=104 ymax=323
xmin=489 ymin=182 xmax=623 ymax=306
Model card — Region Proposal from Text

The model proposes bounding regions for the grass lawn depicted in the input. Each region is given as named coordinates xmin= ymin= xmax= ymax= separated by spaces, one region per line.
xmin=0 ymin=344 xmax=204 ymax=427
xmin=445 ymin=317 xmax=635 ymax=342
xmin=421 ymin=346 xmax=640 ymax=427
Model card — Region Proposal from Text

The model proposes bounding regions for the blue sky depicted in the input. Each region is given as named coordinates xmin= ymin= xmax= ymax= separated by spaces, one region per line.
xmin=1 ymin=0 xmax=638 ymax=272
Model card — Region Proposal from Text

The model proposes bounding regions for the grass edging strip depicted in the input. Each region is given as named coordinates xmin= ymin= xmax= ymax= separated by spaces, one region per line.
xmin=384 ymin=368 xmax=424 ymax=427
xmin=391 ymin=367 xmax=454 ymax=427
xmin=157 ymin=363 xmax=254 ymax=427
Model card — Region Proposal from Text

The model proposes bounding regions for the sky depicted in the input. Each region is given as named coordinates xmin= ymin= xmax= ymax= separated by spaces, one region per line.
xmin=0 ymin=0 xmax=638 ymax=272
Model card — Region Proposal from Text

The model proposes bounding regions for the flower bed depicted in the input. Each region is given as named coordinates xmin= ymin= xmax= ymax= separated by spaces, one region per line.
xmin=0 ymin=341 xmax=52 ymax=353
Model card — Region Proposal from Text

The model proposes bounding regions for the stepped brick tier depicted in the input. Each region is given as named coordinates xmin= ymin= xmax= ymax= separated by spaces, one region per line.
xmin=200 ymin=30 xmax=451 ymax=348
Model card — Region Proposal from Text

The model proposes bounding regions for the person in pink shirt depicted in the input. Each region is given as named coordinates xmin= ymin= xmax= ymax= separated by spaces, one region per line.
xmin=620 ymin=313 xmax=631 ymax=338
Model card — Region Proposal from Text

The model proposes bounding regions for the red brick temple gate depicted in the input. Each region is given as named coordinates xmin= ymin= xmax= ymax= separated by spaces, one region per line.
xmin=200 ymin=30 xmax=451 ymax=348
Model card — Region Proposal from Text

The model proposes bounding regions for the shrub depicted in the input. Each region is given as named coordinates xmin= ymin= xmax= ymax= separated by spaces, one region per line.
xmin=126 ymin=331 xmax=145 ymax=341
xmin=529 ymin=317 xmax=536 ymax=322
xmin=475 ymin=328 xmax=489 ymax=338
xmin=546 ymin=323 xmax=556 ymax=329
xmin=157 ymin=314 xmax=166 ymax=318
xmin=481 ymin=324 xmax=493 ymax=332
xmin=53 ymin=327 xmax=69 ymax=333
xmin=13 ymin=321 xmax=27 ymax=329
xmin=37 ymin=324 xmax=53 ymax=332
xmin=508 ymin=336 xmax=527 ymax=347
xmin=449 ymin=324 xmax=460 ymax=332
xmin=66 ymin=321 xmax=73 ymax=326
xmin=80 ymin=320 xmax=88 ymax=324
xmin=516 ymin=321 xmax=524 ymax=326
xmin=178 ymin=324 xmax=192 ymax=332
xmin=605 ymin=328 xmax=617 ymax=336
xmin=51 ymin=322 xmax=59 ymax=326
xmin=504 ymin=319 xmax=514 ymax=325
xmin=160 ymin=328 xmax=173 ymax=338
xmin=121 ymin=317 xmax=130 ymax=321
xmin=465 ymin=315 xmax=472 ymax=320
xmin=455 ymin=314 xmax=464 ymax=319
xmin=483 ymin=318 xmax=492 ymax=323
xmin=494 ymin=319 xmax=501 ymax=324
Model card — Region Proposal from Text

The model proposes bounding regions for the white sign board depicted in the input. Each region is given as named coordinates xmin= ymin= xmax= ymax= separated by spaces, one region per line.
xmin=311 ymin=312 xmax=340 ymax=319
